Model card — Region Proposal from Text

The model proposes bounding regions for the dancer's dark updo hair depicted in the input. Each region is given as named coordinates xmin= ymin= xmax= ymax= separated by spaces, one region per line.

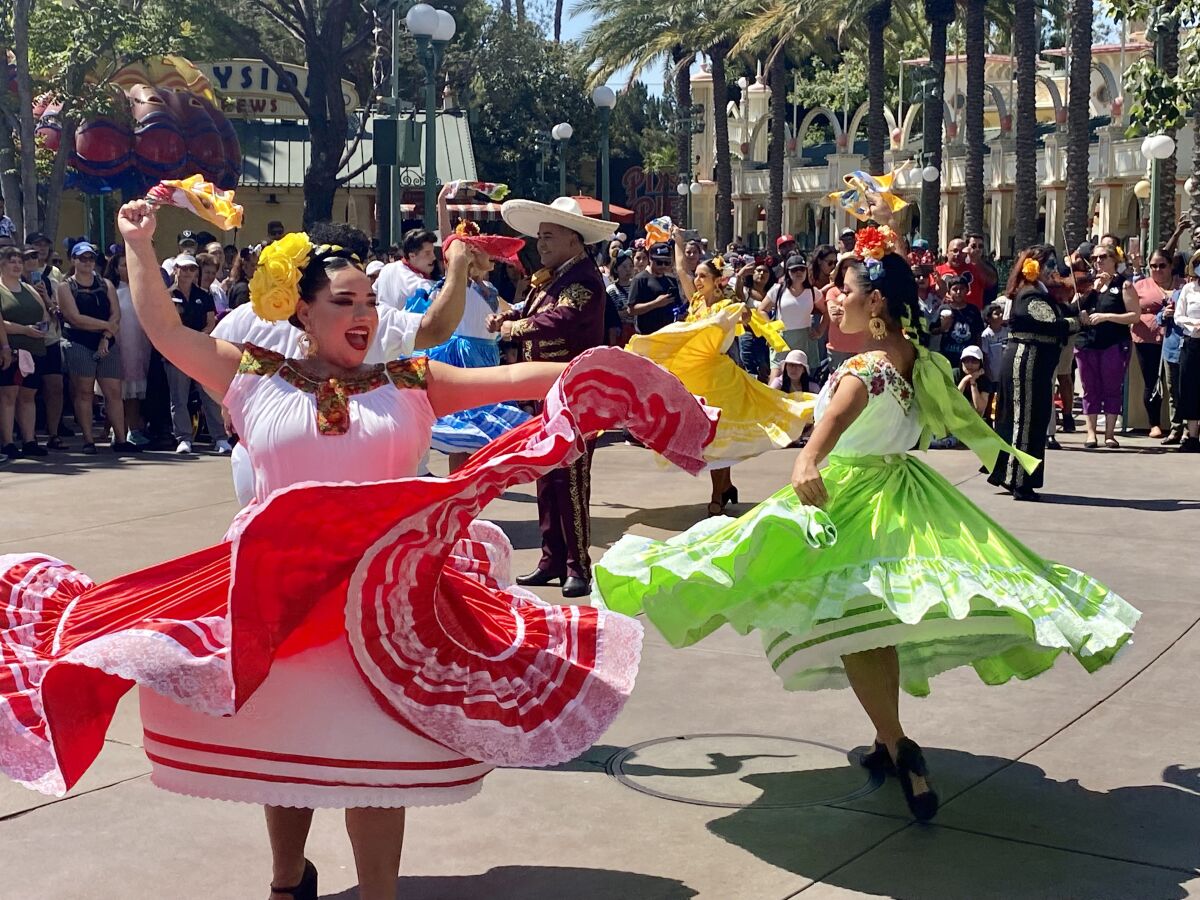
xmin=851 ymin=252 xmax=926 ymax=345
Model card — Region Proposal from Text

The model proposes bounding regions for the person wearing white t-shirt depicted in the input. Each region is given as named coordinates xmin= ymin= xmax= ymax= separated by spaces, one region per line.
xmin=375 ymin=229 xmax=438 ymax=310
xmin=759 ymin=253 xmax=821 ymax=382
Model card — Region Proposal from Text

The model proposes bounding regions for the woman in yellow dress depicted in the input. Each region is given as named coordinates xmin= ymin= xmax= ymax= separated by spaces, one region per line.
xmin=626 ymin=226 xmax=815 ymax=516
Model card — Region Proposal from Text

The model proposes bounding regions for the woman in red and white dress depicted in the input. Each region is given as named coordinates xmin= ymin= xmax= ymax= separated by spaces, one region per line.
xmin=0 ymin=201 xmax=717 ymax=900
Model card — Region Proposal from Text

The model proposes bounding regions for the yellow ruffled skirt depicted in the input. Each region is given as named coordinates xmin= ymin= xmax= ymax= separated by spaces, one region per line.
xmin=627 ymin=305 xmax=816 ymax=466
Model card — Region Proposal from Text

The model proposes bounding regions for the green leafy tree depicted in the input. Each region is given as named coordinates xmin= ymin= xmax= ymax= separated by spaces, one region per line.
xmin=0 ymin=0 xmax=195 ymax=239
xmin=468 ymin=15 xmax=597 ymax=200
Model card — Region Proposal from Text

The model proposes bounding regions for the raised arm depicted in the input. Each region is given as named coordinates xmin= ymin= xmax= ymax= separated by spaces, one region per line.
xmin=117 ymin=200 xmax=242 ymax=395
xmin=672 ymin=226 xmax=696 ymax=298
xmin=413 ymin=241 xmax=483 ymax=349
xmin=426 ymin=359 xmax=566 ymax=417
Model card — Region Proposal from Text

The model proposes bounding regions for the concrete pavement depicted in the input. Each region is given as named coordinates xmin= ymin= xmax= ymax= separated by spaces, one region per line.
xmin=1 ymin=429 xmax=1198 ymax=900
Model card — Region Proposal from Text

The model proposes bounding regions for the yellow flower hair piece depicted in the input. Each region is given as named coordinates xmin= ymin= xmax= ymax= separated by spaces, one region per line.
xmin=1021 ymin=257 xmax=1041 ymax=283
xmin=249 ymin=232 xmax=313 ymax=322
xmin=711 ymin=254 xmax=726 ymax=271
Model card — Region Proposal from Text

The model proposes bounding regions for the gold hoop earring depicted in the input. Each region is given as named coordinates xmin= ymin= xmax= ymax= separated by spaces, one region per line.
xmin=298 ymin=332 xmax=318 ymax=358
xmin=868 ymin=316 xmax=888 ymax=340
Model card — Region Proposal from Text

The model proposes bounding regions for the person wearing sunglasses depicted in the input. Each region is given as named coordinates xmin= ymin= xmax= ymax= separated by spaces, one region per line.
xmin=1130 ymin=248 xmax=1174 ymax=439
xmin=1075 ymin=245 xmax=1139 ymax=449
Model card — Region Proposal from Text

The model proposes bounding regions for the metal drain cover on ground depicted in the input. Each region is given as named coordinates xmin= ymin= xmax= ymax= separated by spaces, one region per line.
xmin=605 ymin=733 xmax=883 ymax=809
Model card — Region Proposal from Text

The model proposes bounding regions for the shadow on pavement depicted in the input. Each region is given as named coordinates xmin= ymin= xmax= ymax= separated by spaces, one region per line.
xmin=1037 ymin=494 xmax=1200 ymax=512
xmin=320 ymin=866 xmax=698 ymax=899
xmin=708 ymin=749 xmax=1200 ymax=899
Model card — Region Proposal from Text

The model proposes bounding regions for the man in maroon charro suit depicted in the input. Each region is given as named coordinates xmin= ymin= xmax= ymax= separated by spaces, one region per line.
xmin=492 ymin=197 xmax=615 ymax=597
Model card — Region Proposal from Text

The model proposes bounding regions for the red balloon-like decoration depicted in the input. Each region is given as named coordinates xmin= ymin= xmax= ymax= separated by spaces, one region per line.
xmin=28 ymin=81 xmax=241 ymax=193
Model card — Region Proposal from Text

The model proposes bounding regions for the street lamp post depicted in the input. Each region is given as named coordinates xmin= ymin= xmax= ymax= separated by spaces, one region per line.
xmin=552 ymin=122 xmax=573 ymax=197
xmin=406 ymin=3 xmax=456 ymax=229
xmin=591 ymin=86 xmax=616 ymax=221
xmin=1142 ymin=132 xmax=1176 ymax=251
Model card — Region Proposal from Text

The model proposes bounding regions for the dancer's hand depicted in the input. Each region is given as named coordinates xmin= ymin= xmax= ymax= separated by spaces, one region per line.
xmin=791 ymin=458 xmax=828 ymax=508
xmin=118 ymin=200 xmax=157 ymax=247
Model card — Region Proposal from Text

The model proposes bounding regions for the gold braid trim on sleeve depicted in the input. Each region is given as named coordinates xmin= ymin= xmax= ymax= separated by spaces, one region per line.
xmin=237 ymin=343 xmax=287 ymax=377
xmin=558 ymin=283 xmax=594 ymax=310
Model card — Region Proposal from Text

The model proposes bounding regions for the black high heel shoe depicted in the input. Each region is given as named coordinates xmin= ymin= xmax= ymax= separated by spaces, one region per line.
xmin=722 ymin=485 xmax=739 ymax=506
xmin=894 ymin=738 xmax=939 ymax=821
xmin=858 ymin=741 xmax=896 ymax=775
xmin=271 ymin=859 xmax=317 ymax=900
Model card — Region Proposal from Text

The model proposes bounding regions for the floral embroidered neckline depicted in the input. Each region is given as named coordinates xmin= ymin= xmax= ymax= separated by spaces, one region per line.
xmin=838 ymin=352 xmax=914 ymax=412
xmin=237 ymin=344 xmax=426 ymax=435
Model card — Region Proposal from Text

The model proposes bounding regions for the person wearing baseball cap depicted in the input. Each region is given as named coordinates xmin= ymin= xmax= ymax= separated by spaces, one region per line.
xmin=365 ymin=259 xmax=385 ymax=284
xmin=956 ymin=344 xmax=997 ymax=421
xmin=161 ymin=231 xmax=199 ymax=280
xmin=630 ymin=242 xmax=682 ymax=336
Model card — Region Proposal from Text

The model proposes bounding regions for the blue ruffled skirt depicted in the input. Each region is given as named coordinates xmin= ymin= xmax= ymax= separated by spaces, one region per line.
xmin=420 ymin=335 xmax=531 ymax=453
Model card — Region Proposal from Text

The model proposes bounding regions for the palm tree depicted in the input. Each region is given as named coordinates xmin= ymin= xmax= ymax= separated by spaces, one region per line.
xmin=580 ymin=0 xmax=743 ymax=237
xmin=921 ymin=0 xmax=955 ymax=247
xmin=865 ymin=1 xmax=892 ymax=172
xmin=709 ymin=39 xmax=735 ymax=248
xmin=554 ymin=0 xmax=564 ymax=42
xmin=962 ymin=0 xmax=986 ymax=236
xmin=1063 ymin=0 xmax=1092 ymax=247
xmin=1012 ymin=0 xmax=1038 ymax=251
xmin=1156 ymin=10 xmax=1180 ymax=249
xmin=767 ymin=45 xmax=788 ymax=246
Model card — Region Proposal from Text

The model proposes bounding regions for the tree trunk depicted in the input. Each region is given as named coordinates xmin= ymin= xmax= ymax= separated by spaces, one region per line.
xmin=865 ymin=1 xmax=891 ymax=173
xmin=1156 ymin=7 xmax=1180 ymax=248
xmin=673 ymin=47 xmax=692 ymax=224
xmin=1191 ymin=102 xmax=1200 ymax=251
xmin=0 ymin=122 xmax=23 ymax=239
xmin=13 ymin=0 xmax=38 ymax=237
xmin=767 ymin=47 xmax=787 ymax=247
xmin=1013 ymin=0 xmax=1038 ymax=251
xmin=1063 ymin=0 xmax=1092 ymax=248
xmin=921 ymin=0 xmax=954 ymax=248
xmin=554 ymin=0 xmax=564 ymax=42
xmin=41 ymin=120 xmax=75 ymax=246
xmin=301 ymin=1 xmax=355 ymax=227
xmin=516 ymin=0 xmax=525 ymax=25
xmin=500 ymin=0 xmax=512 ymax=19
xmin=963 ymin=0 xmax=986 ymax=236
xmin=710 ymin=43 xmax=733 ymax=249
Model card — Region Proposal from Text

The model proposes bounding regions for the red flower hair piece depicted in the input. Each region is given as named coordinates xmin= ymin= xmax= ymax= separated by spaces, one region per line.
xmin=854 ymin=225 xmax=897 ymax=262
xmin=443 ymin=219 xmax=527 ymax=264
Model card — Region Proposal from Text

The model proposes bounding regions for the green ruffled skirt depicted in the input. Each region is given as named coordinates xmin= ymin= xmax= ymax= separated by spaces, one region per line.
xmin=593 ymin=453 xmax=1140 ymax=697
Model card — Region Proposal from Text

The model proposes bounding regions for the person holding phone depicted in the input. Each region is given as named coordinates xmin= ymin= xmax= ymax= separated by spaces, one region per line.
xmin=0 ymin=245 xmax=50 ymax=459
xmin=628 ymin=242 xmax=681 ymax=335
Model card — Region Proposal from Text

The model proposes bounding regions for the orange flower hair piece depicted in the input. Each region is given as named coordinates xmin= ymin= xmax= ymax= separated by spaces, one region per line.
xmin=1021 ymin=257 xmax=1041 ymax=283
xmin=854 ymin=224 xmax=897 ymax=262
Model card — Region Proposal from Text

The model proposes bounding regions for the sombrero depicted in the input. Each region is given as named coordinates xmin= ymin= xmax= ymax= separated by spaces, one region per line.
xmin=501 ymin=196 xmax=616 ymax=245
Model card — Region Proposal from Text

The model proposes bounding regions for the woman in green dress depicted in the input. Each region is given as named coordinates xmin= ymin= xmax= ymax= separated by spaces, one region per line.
xmin=594 ymin=232 xmax=1141 ymax=821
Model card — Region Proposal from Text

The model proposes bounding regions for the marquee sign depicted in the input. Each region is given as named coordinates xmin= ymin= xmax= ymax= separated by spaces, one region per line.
xmin=197 ymin=60 xmax=360 ymax=119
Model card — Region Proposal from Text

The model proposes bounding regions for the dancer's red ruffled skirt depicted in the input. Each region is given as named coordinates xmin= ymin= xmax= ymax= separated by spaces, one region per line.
xmin=0 ymin=348 xmax=718 ymax=799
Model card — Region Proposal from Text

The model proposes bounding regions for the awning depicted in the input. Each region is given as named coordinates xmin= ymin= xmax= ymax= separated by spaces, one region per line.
xmin=570 ymin=195 xmax=635 ymax=223
xmin=234 ymin=113 xmax=478 ymax=189
xmin=447 ymin=201 xmax=503 ymax=222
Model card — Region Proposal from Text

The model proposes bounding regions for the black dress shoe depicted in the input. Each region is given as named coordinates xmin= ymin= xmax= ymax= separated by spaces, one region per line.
xmin=1012 ymin=487 xmax=1041 ymax=502
xmin=895 ymin=738 xmax=939 ymax=821
xmin=515 ymin=569 xmax=563 ymax=587
xmin=859 ymin=741 xmax=896 ymax=775
xmin=1046 ymin=436 xmax=1062 ymax=450
xmin=270 ymin=858 xmax=317 ymax=900
xmin=561 ymin=576 xmax=591 ymax=598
